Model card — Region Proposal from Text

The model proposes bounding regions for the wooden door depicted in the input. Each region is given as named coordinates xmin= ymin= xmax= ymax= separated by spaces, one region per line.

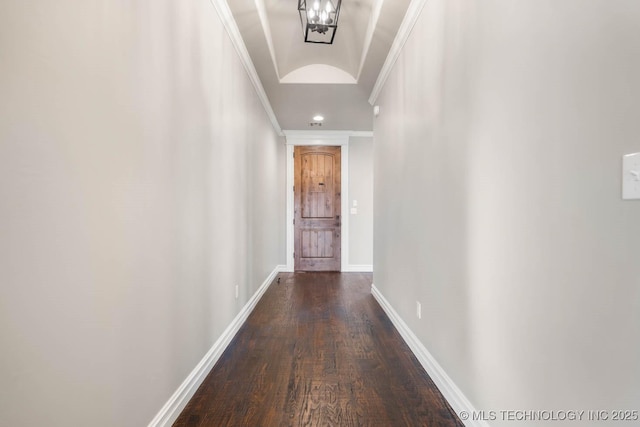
xmin=294 ymin=146 xmax=341 ymax=271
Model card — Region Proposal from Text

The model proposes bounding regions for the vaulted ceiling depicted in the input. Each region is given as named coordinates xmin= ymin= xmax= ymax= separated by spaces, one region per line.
xmin=226 ymin=0 xmax=412 ymax=131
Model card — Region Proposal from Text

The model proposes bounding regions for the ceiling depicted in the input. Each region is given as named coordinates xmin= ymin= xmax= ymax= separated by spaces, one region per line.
xmin=226 ymin=0 xmax=412 ymax=131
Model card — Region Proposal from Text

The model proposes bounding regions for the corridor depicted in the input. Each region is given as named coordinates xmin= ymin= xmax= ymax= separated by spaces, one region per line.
xmin=3 ymin=1 xmax=640 ymax=426
xmin=174 ymin=273 xmax=463 ymax=426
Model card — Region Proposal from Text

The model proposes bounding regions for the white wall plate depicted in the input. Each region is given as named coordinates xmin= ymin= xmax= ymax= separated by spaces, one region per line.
xmin=623 ymin=152 xmax=640 ymax=200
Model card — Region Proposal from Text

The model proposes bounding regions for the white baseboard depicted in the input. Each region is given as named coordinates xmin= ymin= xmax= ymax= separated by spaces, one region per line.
xmin=342 ymin=264 xmax=374 ymax=272
xmin=370 ymin=284 xmax=490 ymax=427
xmin=148 ymin=265 xmax=286 ymax=427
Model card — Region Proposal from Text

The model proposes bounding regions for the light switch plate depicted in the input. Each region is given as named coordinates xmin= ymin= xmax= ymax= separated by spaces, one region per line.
xmin=350 ymin=208 xmax=358 ymax=215
xmin=623 ymin=152 xmax=640 ymax=200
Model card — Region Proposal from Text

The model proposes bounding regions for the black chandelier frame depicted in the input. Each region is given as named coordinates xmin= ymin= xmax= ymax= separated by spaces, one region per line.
xmin=297 ymin=0 xmax=342 ymax=44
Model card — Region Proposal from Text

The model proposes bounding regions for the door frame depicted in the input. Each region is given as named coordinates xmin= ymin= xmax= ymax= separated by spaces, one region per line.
xmin=284 ymin=132 xmax=350 ymax=272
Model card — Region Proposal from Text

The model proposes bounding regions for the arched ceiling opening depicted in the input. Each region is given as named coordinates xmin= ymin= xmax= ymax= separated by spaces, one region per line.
xmin=281 ymin=64 xmax=357 ymax=84
xmin=226 ymin=0 xmax=412 ymax=130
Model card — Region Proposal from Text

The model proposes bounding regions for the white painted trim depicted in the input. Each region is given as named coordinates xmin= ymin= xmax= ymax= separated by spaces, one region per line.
xmin=254 ymin=0 xmax=281 ymax=80
xmin=341 ymin=145 xmax=349 ymax=271
xmin=343 ymin=264 xmax=373 ymax=272
xmin=370 ymin=284 xmax=490 ymax=427
xmin=148 ymin=265 xmax=286 ymax=427
xmin=287 ymin=135 xmax=349 ymax=147
xmin=349 ymin=131 xmax=375 ymax=138
xmin=356 ymin=0 xmax=385 ymax=81
xmin=285 ymin=145 xmax=295 ymax=272
xmin=283 ymin=130 xmax=373 ymax=140
xmin=368 ymin=0 xmax=429 ymax=105
xmin=286 ymin=144 xmax=350 ymax=272
xmin=208 ymin=0 xmax=283 ymax=135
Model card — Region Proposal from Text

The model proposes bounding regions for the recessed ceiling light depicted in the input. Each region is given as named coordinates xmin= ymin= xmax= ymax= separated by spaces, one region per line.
xmin=313 ymin=115 xmax=324 ymax=121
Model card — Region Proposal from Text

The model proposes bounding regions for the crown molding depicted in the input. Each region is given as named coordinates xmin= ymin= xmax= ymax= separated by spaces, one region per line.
xmin=209 ymin=0 xmax=283 ymax=136
xmin=254 ymin=0 xmax=281 ymax=80
xmin=356 ymin=0 xmax=385 ymax=81
xmin=368 ymin=0 xmax=429 ymax=105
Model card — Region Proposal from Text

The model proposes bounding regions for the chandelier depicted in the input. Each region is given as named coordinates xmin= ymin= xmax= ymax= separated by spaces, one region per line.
xmin=298 ymin=0 xmax=342 ymax=44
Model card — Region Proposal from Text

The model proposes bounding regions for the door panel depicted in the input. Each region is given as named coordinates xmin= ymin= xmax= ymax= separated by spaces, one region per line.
xmin=301 ymin=229 xmax=334 ymax=258
xmin=295 ymin=146 xmax=341 ymax=271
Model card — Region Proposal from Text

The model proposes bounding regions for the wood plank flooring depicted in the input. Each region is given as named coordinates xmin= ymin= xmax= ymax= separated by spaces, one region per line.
xmin=173 ymin=272 xmax=464 ymax=427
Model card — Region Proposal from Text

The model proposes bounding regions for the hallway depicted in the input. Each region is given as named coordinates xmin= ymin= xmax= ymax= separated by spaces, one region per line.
xmin=3 ymin=1 xmax=640 ymax=426
xmin=174 ymin=273 xmax=463 ymax=426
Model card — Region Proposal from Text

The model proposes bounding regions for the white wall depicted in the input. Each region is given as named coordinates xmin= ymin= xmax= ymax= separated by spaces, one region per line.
xmin=0 ymin=1 xmax=285 ymax=426
xmin=348 ymin=137 xmax=374 ymax=266
xmin=373 ymin=1 xmax=640 ymax=425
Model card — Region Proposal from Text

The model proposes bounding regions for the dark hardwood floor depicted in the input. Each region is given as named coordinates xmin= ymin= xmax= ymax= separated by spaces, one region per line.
xmin=173 ymin=272 xmax=464 ymax=427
